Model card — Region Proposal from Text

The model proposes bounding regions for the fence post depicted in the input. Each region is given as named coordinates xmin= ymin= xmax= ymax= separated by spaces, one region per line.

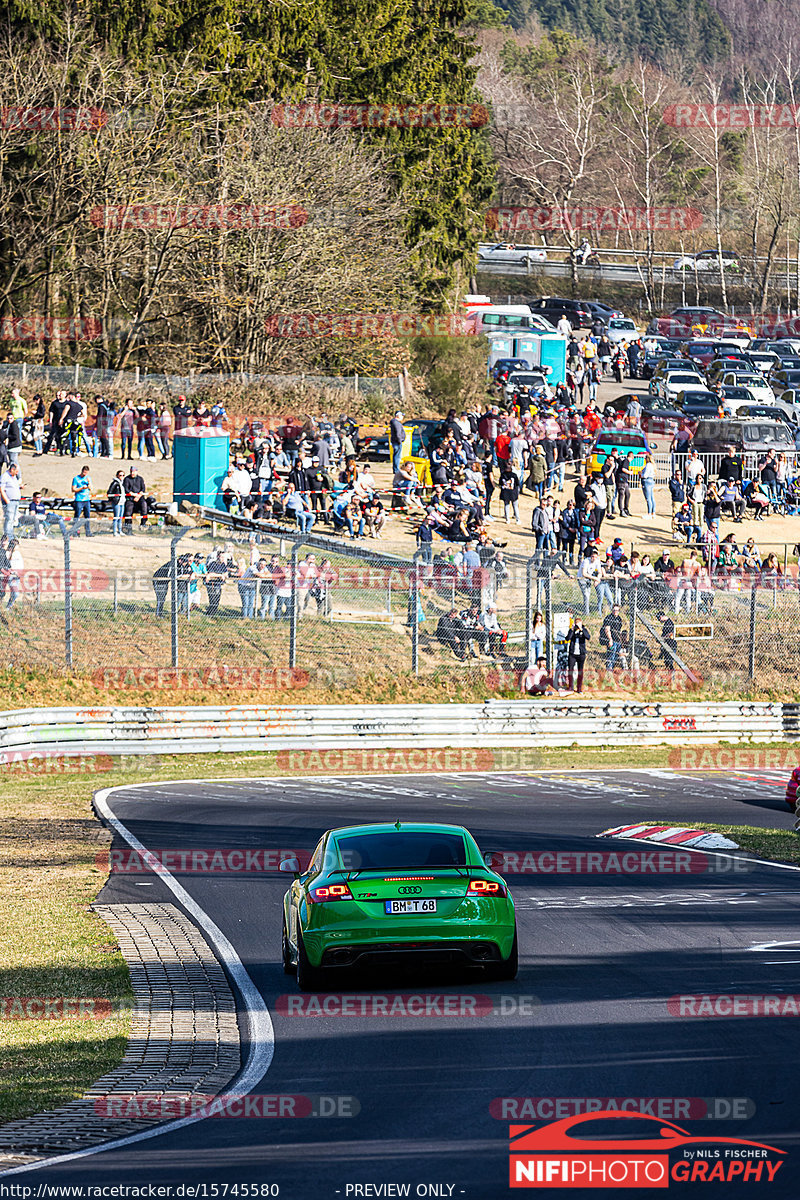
xmin=525 ymin=558 xmax=534 ymax=667
xmin=410 ymin=563 xmax=419 ymax=675
xmin=170 ymin=539 xmax=179 ymax=667
xmin=61 ymin=521 xmax=72 ymax=667
xmin=168 ymin=528 xmax=190 ymax=668
xmin=544 ymin=563 xmax=553 ymax=672
xmin=629 ymin=581 xmax=638 ymax=673
xmin=748 ymin=579 xmax=757 ymax=681
xmin=113 ymin=572 xmax=118 ymax=617
xmin=289 ymin=540 xmax=306 ymax=669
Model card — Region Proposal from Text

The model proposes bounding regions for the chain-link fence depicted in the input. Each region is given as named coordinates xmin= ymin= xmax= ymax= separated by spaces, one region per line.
xmin=0 ymin=362 xmax=402 ymax=397
xmin=2 ymin=517 xmax=799 ymax=697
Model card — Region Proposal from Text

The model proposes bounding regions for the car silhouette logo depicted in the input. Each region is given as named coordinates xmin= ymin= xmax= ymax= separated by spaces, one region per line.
xmin=509 ymin=1111 xmax=785 ymax=1189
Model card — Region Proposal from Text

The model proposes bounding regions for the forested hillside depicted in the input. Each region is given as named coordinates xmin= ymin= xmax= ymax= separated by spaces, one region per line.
xmin=494 ymin=0 xmax=730 ymax=67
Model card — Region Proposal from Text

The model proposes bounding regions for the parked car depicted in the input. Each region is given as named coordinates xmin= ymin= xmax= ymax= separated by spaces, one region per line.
xmin=472 ymin=305 xmax=556 ymax=335
xmin=584 ymin=300 xmax=624 ymax=322
xmin=601 ymin=393 xmax=685 ymax=436
xmin=717 ymin=371 xmax=774 ymax=406
xmin=754 ymin=339 xmax=800 ymax=358
xmin=503 ymin=370 xmax=553 ymax=405
xmin=606 ymin=317 xmax=641 ymax=344
xmin=680 ymin=339 xmax=727 ymax=369
xmin=654 ymin=370 xmax=707 ymax=402
xmin=717 ymin=384 xmax=756 ymax=409
xmin=529 ymin=297 xmax=594 ymax=329
xmin=676 ymin=389 xmax=721 ymax=418
xmin=490 ymin=357 xmax=531 ymax=383
xmin=644 ymin=356 xmax=693 ymax=384
xmin=735 ymin=404 xmax=796 ymax=427
xmin=705 ymin=355 xmax=753 ymax=383
xmin=649 ymin=306 xmax=729 ymax=338
xmin=745 ymin=350 xmax=781 ymax=376
xmin=586 ymin=429 xmax=651 ymax=476
xmin=690 ymin=418 xmax=795 ymax=455
xmin=769 ymin=369 xmax=800 ymax=395
xmin=478 ymin=243 xmax=548 ymax=266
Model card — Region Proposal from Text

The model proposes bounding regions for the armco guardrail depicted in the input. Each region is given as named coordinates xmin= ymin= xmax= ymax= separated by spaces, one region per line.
xmin=0 ymin=702 xmax=792 ymax=759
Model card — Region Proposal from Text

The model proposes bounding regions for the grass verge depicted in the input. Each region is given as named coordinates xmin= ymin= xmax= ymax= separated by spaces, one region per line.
xmin=0 ymin=741 xmax=796 ymax=1126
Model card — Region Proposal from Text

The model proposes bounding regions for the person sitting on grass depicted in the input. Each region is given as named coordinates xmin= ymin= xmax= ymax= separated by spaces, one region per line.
xmin=520 ymin=656 xmax=560 ymax=696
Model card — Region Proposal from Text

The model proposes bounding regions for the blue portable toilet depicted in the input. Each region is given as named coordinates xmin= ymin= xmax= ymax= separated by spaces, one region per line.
xmin=173 ymin=428 xmax=230 ymax=509
xmin=535 ymin=334 xmax=568 ymax=386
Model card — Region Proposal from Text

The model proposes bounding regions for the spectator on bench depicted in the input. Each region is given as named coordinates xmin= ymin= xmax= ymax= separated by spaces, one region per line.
xmin=436 ymin=607 xmax=469 ymax=660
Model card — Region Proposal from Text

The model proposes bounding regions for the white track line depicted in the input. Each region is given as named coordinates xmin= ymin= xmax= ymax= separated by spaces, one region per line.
xmin=0 ymin=785 xmax=275 ymax=1177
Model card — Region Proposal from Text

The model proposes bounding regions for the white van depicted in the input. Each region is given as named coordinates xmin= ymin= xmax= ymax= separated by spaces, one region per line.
xmin=463 ymin=297 xmax=557 ymax=335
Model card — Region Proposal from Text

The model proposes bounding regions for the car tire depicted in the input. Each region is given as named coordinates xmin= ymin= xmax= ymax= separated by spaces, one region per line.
xmin=486 ymin=927 xmax=518 ymax=982
xmin=296 ymin=930 xmax=326 ymax=992
xmin=282 ymin=918 xmax=295 ymax=975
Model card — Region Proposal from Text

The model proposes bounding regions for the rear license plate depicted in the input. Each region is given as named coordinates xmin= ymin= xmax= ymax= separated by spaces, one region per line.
xmin=385 ymin=899 xmax=437 ymax=915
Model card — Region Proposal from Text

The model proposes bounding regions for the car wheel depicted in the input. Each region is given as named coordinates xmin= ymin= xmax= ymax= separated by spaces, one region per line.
xmin=486 ymin=927 xmax=518 ymax=982
xmin=296 ymin=930 xmax=326 ymax=992
xmin=282 ymin=918 xmax=295 ymax=975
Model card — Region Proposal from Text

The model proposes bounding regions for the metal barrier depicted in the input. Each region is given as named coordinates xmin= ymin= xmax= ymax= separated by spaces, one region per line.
xmin=0 ymin=701 xmax=788 ymax=759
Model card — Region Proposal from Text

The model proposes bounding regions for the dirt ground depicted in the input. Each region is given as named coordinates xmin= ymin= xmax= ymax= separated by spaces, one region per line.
xmin=12 ymin=374 xmax=800 ymax=576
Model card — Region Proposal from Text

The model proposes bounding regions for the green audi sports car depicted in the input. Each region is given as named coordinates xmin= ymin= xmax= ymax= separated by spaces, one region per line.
xmin=280 ymin=821 xmax=518 ymax=991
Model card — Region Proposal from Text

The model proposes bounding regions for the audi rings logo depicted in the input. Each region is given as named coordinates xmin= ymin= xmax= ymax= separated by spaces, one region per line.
xmin=398 ymin=886 xmax=422 ymax=895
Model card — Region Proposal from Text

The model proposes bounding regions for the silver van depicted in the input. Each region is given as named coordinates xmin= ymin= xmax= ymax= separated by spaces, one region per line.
xmin=691 ymin=418 xmax=794 ymax=455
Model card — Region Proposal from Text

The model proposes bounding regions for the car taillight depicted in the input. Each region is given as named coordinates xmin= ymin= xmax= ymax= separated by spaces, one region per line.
xmin=308 ymin=883 xmax=353 ymax=903
xmin=468 ymin=879 xmax=506 ymax=897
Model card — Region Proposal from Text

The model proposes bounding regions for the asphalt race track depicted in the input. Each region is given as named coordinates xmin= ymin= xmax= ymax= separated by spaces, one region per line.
xmin=8 ymin=769 xmax=800 ymax=1197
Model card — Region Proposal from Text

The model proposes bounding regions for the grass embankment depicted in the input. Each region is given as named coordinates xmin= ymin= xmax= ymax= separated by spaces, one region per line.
xmin=1 ymin=744 xmax=797 ymax=1126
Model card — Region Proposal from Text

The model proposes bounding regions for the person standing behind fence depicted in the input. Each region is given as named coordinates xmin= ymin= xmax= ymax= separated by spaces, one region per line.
xmin=616 ymin=453 xmax=632 ymax=517
xmin=152 ymin=559 xmax=170 ymax=617
xmin=70 ymin=466 xmax=93 ymax=537
xmin=640 ymin=453 xmax=656 ymax=518
xmin=500 ymin=466 xmax=520 ymax=524
xmin=389 ymin=411 xmax=405 ymax=473
xmin=158 ymin=405 xmax=172 ymax=459
xmin=43 ymin=392 xmax=69 ymax=456
xmin=122 ymin=465 xmax=147 ymax=532
xmin=0 ymin=462 xmax=21 ymax=539
xmin=566 ymin=617 xmax=590 ymax=693
xmin=119 ymin=401 xmax=135 ymax=460
xmin=236 ymin=557 xmax=258 ymax=618
xmin=107 ymin=470 xmax=125 ymax=537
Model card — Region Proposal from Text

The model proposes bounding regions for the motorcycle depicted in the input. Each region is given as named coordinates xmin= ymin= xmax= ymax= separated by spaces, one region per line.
xmin=565 ymin=247 xmax=601 ymax=268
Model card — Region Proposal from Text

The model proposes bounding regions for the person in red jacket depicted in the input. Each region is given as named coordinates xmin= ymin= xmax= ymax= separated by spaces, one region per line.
xmin=785 ymin=766 xmax=799 ymax=811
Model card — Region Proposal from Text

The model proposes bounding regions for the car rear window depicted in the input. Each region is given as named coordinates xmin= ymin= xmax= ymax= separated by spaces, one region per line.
xmin=597 ymin=433 xmax=647 ymax=448
xmin=743 ymin=424 xmax=793 ymax=446
xmin=334 ymin=830 xmax=468 ymax=870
